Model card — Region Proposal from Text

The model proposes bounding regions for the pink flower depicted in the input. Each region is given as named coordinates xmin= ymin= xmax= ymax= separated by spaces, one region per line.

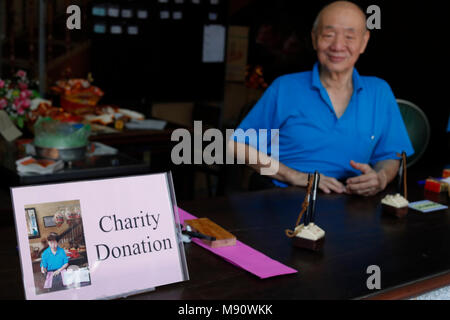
xmin=16 ymin=70 xmax=27 ymax=78
xmin=17 ymin=107 xmax=25 ymax=115
xmin=0 ymin=99 xmax=7 ymax=109
xmin=22 ymin=99 xmax=31 ymax=109
xmin=18 ymin=82 xmax=28 ymax=90
xmin=0 ymin=80 xmax=5 ymax=89
xmin=14 ymin=97 xmax=23 ymax=109
xmin=20 ymin=90 xmax=31 ymax=99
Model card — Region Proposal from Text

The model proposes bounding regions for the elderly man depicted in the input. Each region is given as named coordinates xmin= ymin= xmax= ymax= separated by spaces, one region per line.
xmin=230 ymin=1 xmax=414 ymax=196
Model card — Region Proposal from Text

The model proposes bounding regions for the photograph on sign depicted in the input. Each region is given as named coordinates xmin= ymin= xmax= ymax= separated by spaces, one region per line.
xmin=11 ymin=173 xmax=189 ymax=300
xmin=24 ymin=200 xmax=91 ymax=295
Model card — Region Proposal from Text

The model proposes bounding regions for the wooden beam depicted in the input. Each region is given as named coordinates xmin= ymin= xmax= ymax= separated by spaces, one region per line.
xmin=38 ymin=0 xmax=46 ymax=95
xmin=0 ymin=0 xmax=4 ymax=77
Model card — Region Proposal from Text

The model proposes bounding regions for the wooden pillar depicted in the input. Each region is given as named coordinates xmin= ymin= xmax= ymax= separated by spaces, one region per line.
xmin=0 ymin=0 xmax=4 ymax=77
xmin=28 ymin=0 xmax=35 ymax=72
xmin=82 ymin=0 xmax=88 ymax=29
xmin=6 ymin=0 xmax=15 ymax=73
xmin=39 ymin=0 xmax=46 ymax=96
xmin=64 ymin=0 xmax=71 ymax=52
xmin=47 ymin=0 xmax=53 ymax=59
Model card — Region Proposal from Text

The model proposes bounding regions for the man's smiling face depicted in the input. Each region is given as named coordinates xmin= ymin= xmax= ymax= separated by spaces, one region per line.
xmin=312 ymin=2 xmax=370 ymax=74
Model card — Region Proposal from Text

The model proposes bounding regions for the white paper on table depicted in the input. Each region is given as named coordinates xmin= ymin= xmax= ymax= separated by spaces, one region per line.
xmin=62 ymin=269 xmax=76 ymax=286
xmin=78 ymin=268 xmax=91 ymax=282
xmin=62 ymin=268 xmax=91 ymax=286
xmin=90 ymin=142 xmax=118 ymax=156
xmin=202 ymin=25 xmax=226 ymax=63
xmin=16 ymin=157 xmax=64 ymax=175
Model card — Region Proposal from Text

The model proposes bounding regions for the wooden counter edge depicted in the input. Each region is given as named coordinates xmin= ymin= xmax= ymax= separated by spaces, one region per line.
xmin=362 ymin=271 xmax=450 ymax=300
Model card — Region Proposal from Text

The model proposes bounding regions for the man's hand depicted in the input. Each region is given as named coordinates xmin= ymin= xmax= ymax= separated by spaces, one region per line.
xmin=346 ymin=160 xmax=387 ymax=196
xmin=285 ymin=169 xmax=346 ymax=194
xmin=318 ymin=174 xmax=347 ymax=194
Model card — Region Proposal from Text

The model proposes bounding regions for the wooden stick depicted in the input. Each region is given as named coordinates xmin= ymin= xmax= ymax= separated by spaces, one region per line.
xmin=285 ymin=175 xmax=315 ymax=238
xmin=402 ymin=151 xmax=407 ymax=200
xmin=396 ymin=151 xmax=408 ymax=200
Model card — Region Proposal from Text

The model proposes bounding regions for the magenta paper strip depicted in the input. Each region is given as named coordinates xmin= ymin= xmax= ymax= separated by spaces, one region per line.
xmin=178 ymin=208 xmax=297 ymax=279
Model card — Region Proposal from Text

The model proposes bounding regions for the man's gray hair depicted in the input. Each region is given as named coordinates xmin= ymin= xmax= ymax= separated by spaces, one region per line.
xmin=312 ymin=14 xmax=320 ymax=33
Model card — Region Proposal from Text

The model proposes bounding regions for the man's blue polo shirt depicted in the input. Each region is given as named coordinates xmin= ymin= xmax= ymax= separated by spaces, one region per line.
xmin=40 ymin=246 xmax=68 ymax=271
xmin=233 ymin=62 xmax=414 ymax=187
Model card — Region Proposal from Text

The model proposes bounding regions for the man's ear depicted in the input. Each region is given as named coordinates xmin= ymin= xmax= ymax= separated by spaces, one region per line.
xmin=311 ymin=30 xmax=318 ymax=50
xmin=360 ymin=30 xmax=370 ymax=54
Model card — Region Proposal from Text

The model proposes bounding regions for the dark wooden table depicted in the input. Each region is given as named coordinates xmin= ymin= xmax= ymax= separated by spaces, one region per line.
xmin=90 ymin=128 xmax=175 ymax=149
xmin=0 ymin=130 xmax=159 ymax=186
xmin=1 ymin=178 xmax=449 ymax=300
xmin=89 ymin=124 xmax=184 ymax=157
xmin=0 ymin=152 xmax=152 ymax=186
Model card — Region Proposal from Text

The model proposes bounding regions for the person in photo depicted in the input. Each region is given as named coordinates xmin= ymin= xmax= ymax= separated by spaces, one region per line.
xmin=40 ymin=232 xmax=69 ymax=291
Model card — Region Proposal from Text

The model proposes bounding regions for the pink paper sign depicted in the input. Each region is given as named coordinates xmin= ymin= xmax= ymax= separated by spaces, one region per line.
xmin=11 ymin=173 xmax=189 ymax=300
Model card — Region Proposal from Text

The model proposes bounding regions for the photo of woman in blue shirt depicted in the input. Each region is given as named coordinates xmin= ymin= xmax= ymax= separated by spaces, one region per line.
xmin=40 ymin=232 xmax=69 ymax=291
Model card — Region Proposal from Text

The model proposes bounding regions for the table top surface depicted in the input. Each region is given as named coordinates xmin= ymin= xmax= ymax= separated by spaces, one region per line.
xmin=1 ymin=176 xmax=449 ymax=300
xmin=151 ymin=185 xmax=449 ymax=300
xmin=89 ymin=123 xmax=182 ymax=147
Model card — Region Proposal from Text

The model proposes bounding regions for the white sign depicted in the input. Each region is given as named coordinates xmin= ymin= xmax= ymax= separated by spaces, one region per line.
xmin=202 ymin=25 xmax=226 ymax=63
xmin=11 ymin=173 xmax=189 ymax=300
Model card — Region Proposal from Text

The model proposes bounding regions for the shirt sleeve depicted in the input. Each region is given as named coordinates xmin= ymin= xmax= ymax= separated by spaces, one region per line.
xmin=61 ymin=249 xmax=69 ymax=265
xmin=40 ymin=251 xmax=47 ymax=268
xmin=231 ymin=78 xmax=281 ymax=154
xmin=370 ymin=82 xmax=415 ymax=164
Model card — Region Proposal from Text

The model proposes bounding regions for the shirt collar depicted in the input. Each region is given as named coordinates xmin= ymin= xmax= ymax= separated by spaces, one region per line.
xmin=311 ymin=62 xmax=364 ymax=92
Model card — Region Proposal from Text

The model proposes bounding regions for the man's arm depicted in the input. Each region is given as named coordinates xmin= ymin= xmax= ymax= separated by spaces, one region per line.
xmin=228 ymin=141 xmax=346 ymax=193
xmin=346 ymin=159 xmax=400 ymax=196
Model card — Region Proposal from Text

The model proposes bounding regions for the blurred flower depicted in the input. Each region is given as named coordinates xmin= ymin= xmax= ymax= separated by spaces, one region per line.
xmin=0 ymin=98 xmax=7 ymax=109
xmin=16 ymin=70 xmax=27 ymax=78
xmin=0 ymin=70 xmax=39 ymax=128
xmin=22 ymin=99 xmax=31 ymax=109
xmin=20 ymin=90 xmax=32 ymax=99
xmin=18 ymin=82 xmax=28 ymax=90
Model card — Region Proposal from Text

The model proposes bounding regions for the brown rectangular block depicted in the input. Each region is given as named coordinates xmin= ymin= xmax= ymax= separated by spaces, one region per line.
xmin=185 ymin=218 xmax=236 ymax=248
